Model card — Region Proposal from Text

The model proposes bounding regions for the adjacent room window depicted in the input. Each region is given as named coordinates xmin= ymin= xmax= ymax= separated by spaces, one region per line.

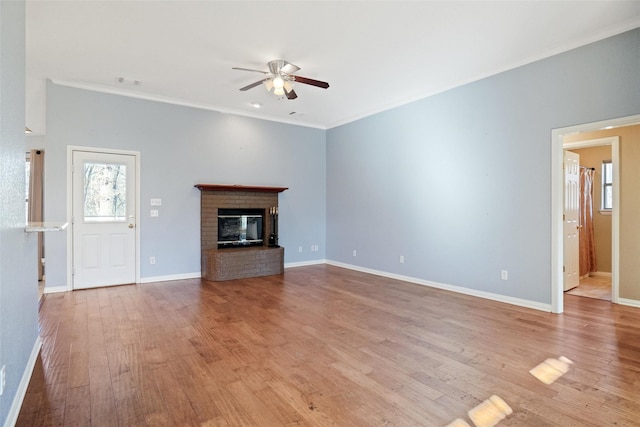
xmin=601 ymin=160 xmax=613 ymax=211
xmin=83 ymin=162 xmax=127 ymax=222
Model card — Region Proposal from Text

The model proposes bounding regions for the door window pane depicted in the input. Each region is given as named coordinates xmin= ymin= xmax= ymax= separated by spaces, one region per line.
xmin=84 ymin=162 xmax=126 ymax=222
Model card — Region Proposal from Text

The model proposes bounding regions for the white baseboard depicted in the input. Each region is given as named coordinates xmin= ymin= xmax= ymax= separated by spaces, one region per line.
xmin=618 ymin=298 xmax=640 ymax=308
xmin=139 ymin=272 xmax=201 ymax=284
xmin=43 ymin=285 xmax=69 ymax=294
xmin=44 ymin=272 xmax=203 ymax=292
xmin=285 ymin=259 xmax=327 ymax=269
xmin=326 ymin=260 xmax=552 ymax=312
xmin=4 ymin=336 xmax=42 ymax=427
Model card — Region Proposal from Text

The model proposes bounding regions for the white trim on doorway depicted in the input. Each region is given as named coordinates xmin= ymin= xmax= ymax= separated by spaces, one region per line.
xmin=551 ymin=114 xmax=640 ymax=313
xmin=66 ymin=146 xmax=141 ymax=291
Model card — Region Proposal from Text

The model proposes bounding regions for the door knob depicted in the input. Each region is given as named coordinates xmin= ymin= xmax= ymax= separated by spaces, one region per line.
xmin=128 ymin=224 xmax=134 ymax=229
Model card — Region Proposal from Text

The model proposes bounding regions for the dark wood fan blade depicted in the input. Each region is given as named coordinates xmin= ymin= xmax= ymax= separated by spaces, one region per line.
xmin=291 ymin=75 xmax=330 ymax=89
xmin=239 ymin=79 xmax=266 ymax=91
xmin=285 ymin=88 xmax=298 ymax=100
xmin=232 ymin=67 xmax=268 ymax=74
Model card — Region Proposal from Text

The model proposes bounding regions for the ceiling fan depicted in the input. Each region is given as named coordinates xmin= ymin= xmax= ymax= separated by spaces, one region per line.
xmin=232 ymin=59 xmax=329 ymax=100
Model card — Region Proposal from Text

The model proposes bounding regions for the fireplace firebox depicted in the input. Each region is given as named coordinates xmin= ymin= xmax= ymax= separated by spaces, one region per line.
xmin=217 ymin=208 xmax=264 ymax=248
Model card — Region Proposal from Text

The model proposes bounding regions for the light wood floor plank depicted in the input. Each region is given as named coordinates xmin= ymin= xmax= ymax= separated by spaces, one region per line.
xmin=16 ymin=265 xmax=640 ymax=426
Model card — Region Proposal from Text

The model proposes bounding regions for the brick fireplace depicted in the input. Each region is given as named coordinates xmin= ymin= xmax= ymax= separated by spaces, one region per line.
xmin=195 ymin=184 xmax=288 ymax=281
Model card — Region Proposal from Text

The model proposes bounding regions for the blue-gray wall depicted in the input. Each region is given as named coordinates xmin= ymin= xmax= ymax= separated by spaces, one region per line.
xmin=43 ymin=83 xmax=326 ymax=289
xmin=0 ymin=1 xmax=39 ymax=424
xmin=326 ymin=28 xmax=640 ymax=306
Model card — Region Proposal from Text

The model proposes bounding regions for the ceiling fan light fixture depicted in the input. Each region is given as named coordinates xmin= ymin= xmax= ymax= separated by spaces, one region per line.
xmin=234 ymin=59 xmax=329 ymax=99
xmin=272 ymin=76 xmax=285 ymax=89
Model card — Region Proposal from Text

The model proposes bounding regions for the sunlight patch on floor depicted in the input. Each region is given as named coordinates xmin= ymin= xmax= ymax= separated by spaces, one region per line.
xmin=447 ymin=355 xmax=574 ymax=426
xmin=529 ymin=356 xmax=573 ymax=385
xmin=446 ymin=395 xmax=512 ymax=427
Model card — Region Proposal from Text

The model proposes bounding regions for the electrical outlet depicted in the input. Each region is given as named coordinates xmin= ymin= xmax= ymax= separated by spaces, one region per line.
xmin=501 ymin=270 xmax=508 ymax=280
xmin=150 ymin=257 xmax=156 ymax=265
xmin=0 ymin=364 xmax=5 ymax=396
xmin=150 ymin=210 xmax=159 ymax=217
xmin=298 ymin=246 xmax=303 ymax=253
xmin=400 ymin=255 xmax=404 ymax=264
xmin=314 ymin=245 xmax=319 ymax=252
xmin=353 ymin=250 xmax=357 ymax=257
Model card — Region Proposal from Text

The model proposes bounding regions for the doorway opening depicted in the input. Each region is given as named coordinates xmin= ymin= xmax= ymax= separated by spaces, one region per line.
xmin=26 ymin=149 xmax=45 ymax=301
xmin=563 ymin=138 xmax=617 ymax=302
xmin=551 ymin=114 xmax=640 ymax=313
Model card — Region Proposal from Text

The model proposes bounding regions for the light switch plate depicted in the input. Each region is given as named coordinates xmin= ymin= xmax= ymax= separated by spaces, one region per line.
xmin=150 ymin=198 xmax=162 ymax=206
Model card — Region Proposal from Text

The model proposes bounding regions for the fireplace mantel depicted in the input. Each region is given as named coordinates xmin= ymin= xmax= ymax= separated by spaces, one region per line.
xmin=195 ymin=184 xmax=288 ymax=193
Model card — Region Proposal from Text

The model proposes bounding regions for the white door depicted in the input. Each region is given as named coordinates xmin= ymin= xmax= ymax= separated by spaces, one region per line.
xmin=72 ymin=150 xmax=137 ymax=289
xmin=564 ymin=150 xmax=580 ymax=291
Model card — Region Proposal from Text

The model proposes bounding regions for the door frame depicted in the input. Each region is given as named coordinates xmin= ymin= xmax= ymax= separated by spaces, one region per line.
xmin=66 ymin=146 xmax=141 ymax=290
xmin=551 ymin=114 xmax=640 ymax=313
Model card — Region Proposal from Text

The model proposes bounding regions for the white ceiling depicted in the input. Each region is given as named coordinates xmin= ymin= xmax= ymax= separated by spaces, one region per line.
xmin=26 ymin=1 xmax=640 ymax=134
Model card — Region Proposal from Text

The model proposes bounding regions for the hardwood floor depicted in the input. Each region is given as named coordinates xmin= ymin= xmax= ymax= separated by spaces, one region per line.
xmin=17 ymin=265 xmax=640 ymax=426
